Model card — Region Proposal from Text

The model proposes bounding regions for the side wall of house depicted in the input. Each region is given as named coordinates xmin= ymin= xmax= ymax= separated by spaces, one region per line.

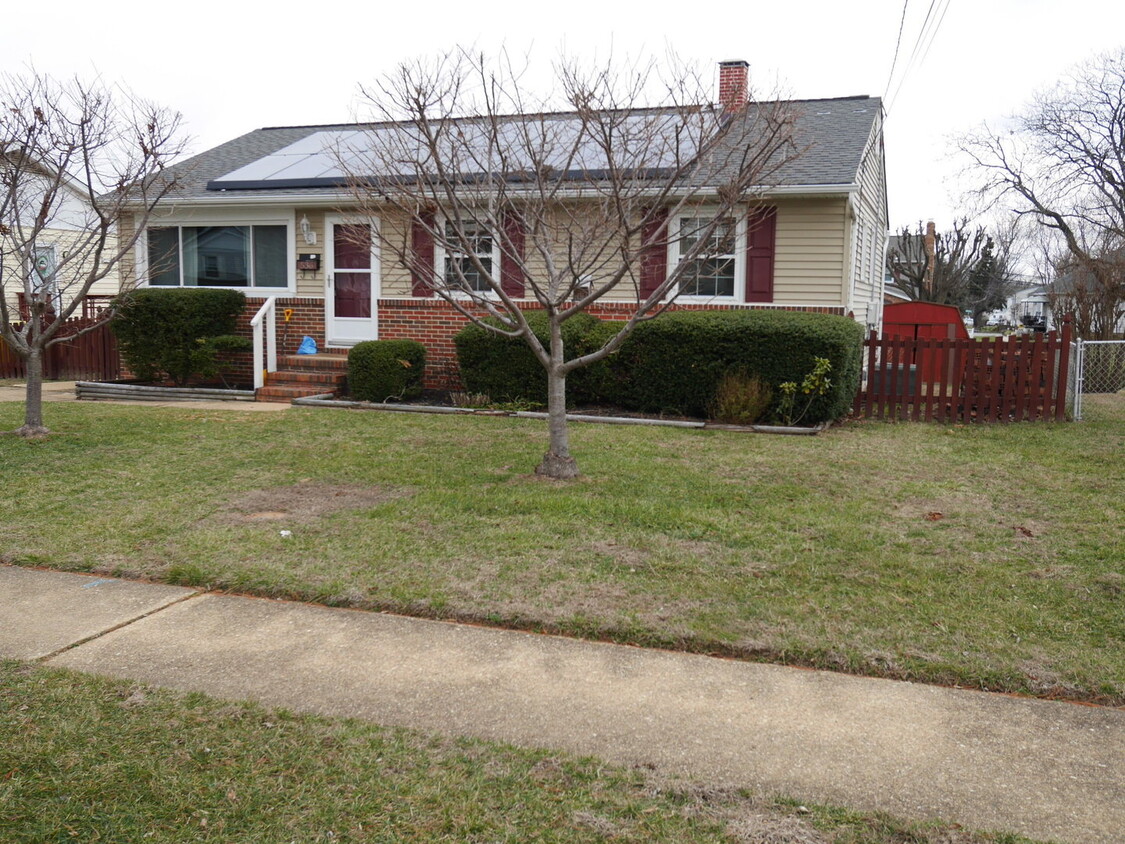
xmin=847 ymin=113 xmax=888 ymax=330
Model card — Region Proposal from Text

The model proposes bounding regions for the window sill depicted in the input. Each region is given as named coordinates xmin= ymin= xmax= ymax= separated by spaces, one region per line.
xmin=144 ymin=284 xmax=294 ymax=297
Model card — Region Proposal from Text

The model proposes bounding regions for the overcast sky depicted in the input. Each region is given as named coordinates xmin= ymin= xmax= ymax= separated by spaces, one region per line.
xmin=5 ymin=1 xmax=1123 ymax=229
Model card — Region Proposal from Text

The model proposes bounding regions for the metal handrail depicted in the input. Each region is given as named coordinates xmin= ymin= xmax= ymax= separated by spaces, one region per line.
xmin=249 ymin=297 xmax=278 ymax=390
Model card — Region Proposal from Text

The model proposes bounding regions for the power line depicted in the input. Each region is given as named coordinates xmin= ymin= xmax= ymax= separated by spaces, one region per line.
xmin=886 ymin=0 xmax=951 ymax=115
xmin=883 ymin=0 xmax=911 ymax=102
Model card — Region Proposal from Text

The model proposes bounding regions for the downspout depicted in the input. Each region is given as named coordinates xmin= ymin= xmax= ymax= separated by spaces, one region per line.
xmin=845 ymin=193 xmax=859 ymax=320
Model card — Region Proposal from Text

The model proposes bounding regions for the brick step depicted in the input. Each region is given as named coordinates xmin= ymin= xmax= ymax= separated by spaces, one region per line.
xmin=278 ymin=353 xmax=349 ymax=371
xmin=256 ymin=384 xmax=339 ymax=403
xmin=266 ymin=370 xmax=346 ymax=387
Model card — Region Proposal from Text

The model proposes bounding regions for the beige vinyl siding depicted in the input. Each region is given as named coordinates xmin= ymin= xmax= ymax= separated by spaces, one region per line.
xmin=130 ymin=194 xmax=855 ymax=312
xmin=376 ymin=207 xmax=417 ymax=298
xmin=293 ymin=208 xmax=325 ymax=298
xmin=848 ymin=115 xmax=889 ymax=327
xmin=772 ymin=197 xmax=848 ymax=306
xmin=378 ymin=198 xmax=853 ymax=305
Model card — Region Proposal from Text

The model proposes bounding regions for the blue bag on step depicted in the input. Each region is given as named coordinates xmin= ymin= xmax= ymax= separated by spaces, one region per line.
xmin=297 ymin=336 xmax=318 ymax=355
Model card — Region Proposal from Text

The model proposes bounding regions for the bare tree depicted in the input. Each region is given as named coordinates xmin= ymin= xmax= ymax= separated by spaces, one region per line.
xmin=340 ymin=50 xmax=801 ymax=478
xmin=0 ymin=73 xmax=184 ymax=437
xmin=886 ymin=218 xmax=1013 ymax=322
xmin=961 ymin=48 xmax=1125 ymax=339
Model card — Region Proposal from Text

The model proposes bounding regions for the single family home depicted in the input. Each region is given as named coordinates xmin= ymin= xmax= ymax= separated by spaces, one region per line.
xmin=119 ymin=61 xmax=888 ymax=399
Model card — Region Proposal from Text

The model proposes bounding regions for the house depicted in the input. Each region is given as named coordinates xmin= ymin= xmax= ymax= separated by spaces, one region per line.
xmin=120 ymin=61 xmax=887 ymax=399
xmin=0 ymin=149 xmax=119 ymax=322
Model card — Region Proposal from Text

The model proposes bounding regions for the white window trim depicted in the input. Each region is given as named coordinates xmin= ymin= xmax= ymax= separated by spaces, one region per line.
xmin=436 ymin=215 xmax=503 ymax=300
xmin=666 ymin=208 xmax=747 ymax=303
xmin=137 ymin=208 xmax=296 ymax=297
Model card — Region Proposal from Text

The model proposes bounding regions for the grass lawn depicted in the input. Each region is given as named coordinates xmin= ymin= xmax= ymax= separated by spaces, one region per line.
xmin=0 ymin=661 xmax=1041 ymax=843
xmin=1 ymin=396 xmax=1122 ymax=704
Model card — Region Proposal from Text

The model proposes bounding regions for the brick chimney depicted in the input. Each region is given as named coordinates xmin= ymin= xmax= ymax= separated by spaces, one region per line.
xmin=923 ymin=220 xmax=937 ymax=295
xmin=718 ymin=60 xmax=749 ymax=112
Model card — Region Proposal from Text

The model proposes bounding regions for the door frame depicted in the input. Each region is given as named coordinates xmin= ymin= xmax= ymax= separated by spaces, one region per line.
xmin=325 ymin=213 xmax=380 ymax=347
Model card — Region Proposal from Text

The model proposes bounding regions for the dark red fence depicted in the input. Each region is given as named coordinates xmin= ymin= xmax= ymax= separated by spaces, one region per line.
xmin=1 ymin=318 xmax=120 ymax=382
xmin=853 ymin=319 xmax=1073 ymax=422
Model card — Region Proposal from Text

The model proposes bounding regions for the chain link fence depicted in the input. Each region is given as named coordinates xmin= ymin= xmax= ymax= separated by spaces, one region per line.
xmin=1072 ymin=340 xmax=1125 ymax=420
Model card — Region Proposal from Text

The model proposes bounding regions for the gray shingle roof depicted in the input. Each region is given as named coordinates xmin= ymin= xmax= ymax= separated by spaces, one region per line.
xmin=160 ymin=95 xmax=880 ymax=202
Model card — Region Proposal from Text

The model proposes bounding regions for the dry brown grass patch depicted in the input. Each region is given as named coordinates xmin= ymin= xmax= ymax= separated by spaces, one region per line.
xmin=214 ymin=483 xmax=412 ymax=525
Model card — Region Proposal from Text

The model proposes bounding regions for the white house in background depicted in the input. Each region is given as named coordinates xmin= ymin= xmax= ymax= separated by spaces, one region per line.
xmin=0 ymin=150 xmax=119 ymax=321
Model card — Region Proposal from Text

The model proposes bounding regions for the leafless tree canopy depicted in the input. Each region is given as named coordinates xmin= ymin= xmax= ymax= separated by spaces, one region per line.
xmin=0 ymin=72 xmax=184 ymax=436
xmin=961 ymin=49 xmax=1125 ymax=338
xmin=887 ymin=219 xmax=1015 ymax=324
xmin=340 ymin=50 xmax=802 ymax=477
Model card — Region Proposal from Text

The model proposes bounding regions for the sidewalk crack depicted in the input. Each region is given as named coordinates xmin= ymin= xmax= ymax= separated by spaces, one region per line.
xmin=37 ymin=589 xmax=205 ymax=663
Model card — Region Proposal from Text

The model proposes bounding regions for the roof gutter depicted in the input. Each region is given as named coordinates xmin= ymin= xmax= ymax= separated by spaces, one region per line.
xmin=128 ymin=182 xmax=860 ymax=210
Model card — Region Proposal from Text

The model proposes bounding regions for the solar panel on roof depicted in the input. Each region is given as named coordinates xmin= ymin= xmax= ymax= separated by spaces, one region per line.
xmin=208 ymin=112 xmax=720 ymax=191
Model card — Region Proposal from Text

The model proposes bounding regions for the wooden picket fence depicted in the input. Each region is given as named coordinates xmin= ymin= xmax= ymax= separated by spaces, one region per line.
xmin=853 ymin=319 xmax=1073 ymax=422
xmin=0 ymin=318 xmax=120 ymax=382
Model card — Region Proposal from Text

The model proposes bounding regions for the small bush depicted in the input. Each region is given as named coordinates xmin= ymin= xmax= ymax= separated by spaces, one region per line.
xmin=454 ymin=312 xmax=620 ymax=405
xmin=348 ymin=339 xmax=426 ymax=402
xmin=111 ymin=288 xmax=248 ymax=386
xmin=708 ymin=369 xmax=773 ymax=424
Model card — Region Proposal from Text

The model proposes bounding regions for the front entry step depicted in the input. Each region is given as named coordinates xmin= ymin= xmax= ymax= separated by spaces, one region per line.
xmin=256 ymin=353 xmax=349 ymax=403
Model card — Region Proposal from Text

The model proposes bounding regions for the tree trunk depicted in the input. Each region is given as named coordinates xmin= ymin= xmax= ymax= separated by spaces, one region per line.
xmin=535 ymin=320 xmax=579 ymax=479
xmin=17 ymin=346 xmax=50 ymax=438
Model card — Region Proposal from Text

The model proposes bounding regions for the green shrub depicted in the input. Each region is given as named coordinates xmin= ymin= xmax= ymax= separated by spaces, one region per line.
xmin=613 ymin=310 xmax=863 ymax=423
xmin=453 ymin=312 xmax=620 ymax=405
xmin=708 ymin=369 xmax=773 ymax=424
xmin=111 ymin=289 xmax=248 ymax=386
xmin=348 ymin=339 xmax=426 ymax=402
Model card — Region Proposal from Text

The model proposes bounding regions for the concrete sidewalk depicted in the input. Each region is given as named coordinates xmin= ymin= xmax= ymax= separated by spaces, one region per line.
xmin=1 ymin=565 xmax=1121 ymax=843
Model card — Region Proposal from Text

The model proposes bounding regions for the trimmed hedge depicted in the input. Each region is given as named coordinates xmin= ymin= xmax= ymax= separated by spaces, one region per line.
xmin=613 ymin=310 xmax=864 ymax=423
xmin=111 ymin=288 xmax=249 ymax=386
xmin=348 ymin=339 xmax=426 ymax=402
xmin=451 ymin=309 xmax=864 ymax=423
xmin=453 ymin=312 xmax=619 ymax=405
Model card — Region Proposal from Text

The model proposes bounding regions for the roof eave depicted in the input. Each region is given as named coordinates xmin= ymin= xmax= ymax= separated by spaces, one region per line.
xmin=125 ymin=181 xmax=860 ymax=211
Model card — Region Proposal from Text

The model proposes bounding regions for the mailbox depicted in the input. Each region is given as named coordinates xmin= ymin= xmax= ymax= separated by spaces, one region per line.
xmin=297 ymin=253 xmax=320 ymax=271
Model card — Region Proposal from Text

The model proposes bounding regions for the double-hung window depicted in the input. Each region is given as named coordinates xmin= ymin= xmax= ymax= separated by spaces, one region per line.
xmin=147 ymin=225 xmax=288 ymax=289
xmin=675 ymin=215 xmax=737 ymax=298
xmin=441 ymin=220 xmax=497 ymax=293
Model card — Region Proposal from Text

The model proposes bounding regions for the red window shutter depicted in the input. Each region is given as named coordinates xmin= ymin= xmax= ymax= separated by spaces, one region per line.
xmin=640 ymin=209 xmax=669 ymax=300
xmin=745 ymin=206 xmax=776 ymax=303
xmin=500 ymin=211 xmax=526 ymax=298
xmin=411 ymin=211 xmax=436 ymax=297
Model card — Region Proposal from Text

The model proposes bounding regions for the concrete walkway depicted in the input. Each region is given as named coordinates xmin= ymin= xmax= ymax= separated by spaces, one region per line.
xmin=0 ymin=380 xmax=289 ymax=411
xmin=1 ymin=565 xmax=1121 ymax=843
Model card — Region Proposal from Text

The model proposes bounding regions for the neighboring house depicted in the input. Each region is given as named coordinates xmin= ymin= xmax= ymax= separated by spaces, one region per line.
xmin=885 ymin=225 xmax=934 ymax=302
xmin=1051 ymin=256 xmax=1125 ymax=337
xmin=0 ymin=151 xmax=119 ymax=321
xmin=120 ymin=62 xmax=887 ymax=396
xmin=1006 ymin=280 xmax=1051 ymax=328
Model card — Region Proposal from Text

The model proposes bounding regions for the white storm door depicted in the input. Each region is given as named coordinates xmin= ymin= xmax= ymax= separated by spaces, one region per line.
xmin=326 ymin=216 xmax=380 ymax=346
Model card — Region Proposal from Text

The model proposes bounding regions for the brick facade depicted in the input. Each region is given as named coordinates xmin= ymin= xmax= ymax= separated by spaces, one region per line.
xmin=223 ymin=297 xmax=848 ymax=391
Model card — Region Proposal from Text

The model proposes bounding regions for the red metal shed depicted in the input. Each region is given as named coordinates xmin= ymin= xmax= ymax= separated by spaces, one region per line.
xmin=882 ymin=302 xmax=970 ymax=382
xmin=883 ymin=302 xmax=971 ymax=341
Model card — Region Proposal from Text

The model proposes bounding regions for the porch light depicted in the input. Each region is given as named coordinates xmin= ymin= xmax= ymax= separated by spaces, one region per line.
xmin=300 ymin=215 xmax=317 ymax=246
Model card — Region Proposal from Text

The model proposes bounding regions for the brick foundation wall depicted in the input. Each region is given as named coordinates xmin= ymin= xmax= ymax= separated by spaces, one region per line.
xmin=223 ymin=297 xmax=848 ymax=392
